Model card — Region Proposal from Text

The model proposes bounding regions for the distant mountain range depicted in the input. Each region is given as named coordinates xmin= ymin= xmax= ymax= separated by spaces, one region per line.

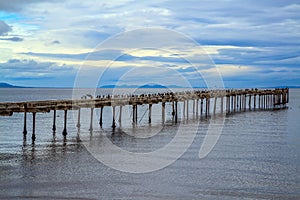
xmin=0 ymin=82 xmax=26 ymax=88
xmin=0 ymin=82 xmax=300 ymax=89
xmin=99 ymin=84 xmax=183 ymax=89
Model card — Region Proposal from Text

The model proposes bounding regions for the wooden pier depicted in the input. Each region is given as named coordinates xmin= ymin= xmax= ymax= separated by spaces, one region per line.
xmin=0 ymin=88 xmax=289 ymax=142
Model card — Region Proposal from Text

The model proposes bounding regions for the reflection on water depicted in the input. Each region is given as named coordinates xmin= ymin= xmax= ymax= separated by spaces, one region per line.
xmin=0 ymin=89 xmax=300 ymax=199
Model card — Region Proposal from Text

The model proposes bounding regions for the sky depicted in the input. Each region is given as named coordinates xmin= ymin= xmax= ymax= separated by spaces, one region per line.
xmin=0 ymin=0 xmax=299 ymax=88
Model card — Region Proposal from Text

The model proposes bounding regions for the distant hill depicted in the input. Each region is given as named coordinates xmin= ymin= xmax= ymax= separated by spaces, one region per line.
xmin=99 ymin=84 xmax=183 ymax=89
xmin=0 ymin=82 xmax=25 ymax=88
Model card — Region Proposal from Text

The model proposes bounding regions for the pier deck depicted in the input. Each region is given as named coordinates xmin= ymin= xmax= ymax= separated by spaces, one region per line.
xmin=0 ymin=88 xmax=289 ymax=141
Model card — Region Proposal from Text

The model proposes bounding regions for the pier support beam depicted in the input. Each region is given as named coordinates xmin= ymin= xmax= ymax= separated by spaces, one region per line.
xmin=62 ymin=110 xmax=67 ymax=137
xmin=172 ymin=101 xmax=175 ymax=119
xmin=148 ymin=104 xmax=152 ymax=123
xmin=162 ymin=102 xmax=166 ymax=124
xmin=205 ymin=98 xmax=209 ymax=117
xmin=196 ymin=99 xmax=199 ymax=118
xmin=193 ymin=100 xmax=195 ymax=115
xmin=76 ymin=108 xmax=80 ymax=129
xmin=99 ymin=106 xmax=103 ymax=127
xmin=254 ymin=95 xmax=256 ymax=110
xmin=213 ymin=97 xmax=217 ymax=115
xmin=23 ymin=107 xmax=27 ymax=136
xmin=220 ymin=97 xmax=224 ymax=113
xmin=186 ymin=100 xmax=189 ymax=119
xmin=52 ymin=109 xmax=56 ymax=131
xmin=248 ymin=95 xmax=252 ymax=110
xmin=175 ymin=102 xmax=178 ymax=123
xmin=32 ymin=112 xmax=36 ymax=142
xmin=89 ymin=108 xmax=94 ymax=132
xmin=183 ymin=101 xmax=186 ymax=118
xmin=119 ymin=106 xmax=122 ymax=125
xmin=200 ymin=99 xmax=203 ymax=115
xmin=112 ymin=106 xmax=116 ymax=128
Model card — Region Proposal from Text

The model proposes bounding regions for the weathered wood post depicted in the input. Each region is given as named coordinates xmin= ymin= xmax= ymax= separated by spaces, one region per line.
xmin=62 ymin=110 xmax=67 ymax=136
xmin=112 ymin=106 xmax=116 ymax=128
xmin=254 ymin=95 xmax=256 ymax=110
xmin=196 ymin=99 xmax=199 ymax=118
xmin=205 ymin=98 xmax=209 ymax=117
xmin=148 ymin=104 xmax=152 ymax=123
xmin=258 ymin=94 xmax=261 ymax=109
xmin=186 ymin=100 xmax=189 ymax=119
xmin=183 ymin=100 xmax=186 ymax=118
xmin=240 ymin=94 xmax=243 ymax=110
xmin=193 ymin=100 xmax=195 ymax=115
xmin=171 ymin=101 xmax=175 ymax=122
xmin=132 ymin=105 xmax=136 ymax=124
xmin=226 ymin=95 xmax=229 ymax=113
xmin=287 ymin=88 xmax=289 ymax=103
xmin=119 ymin=106 xmax=122 ymax=125
xmin=52 ymin=109 xmax=57 ymax=131
xmin=99 ymin=106 xmax=103 ymax=127
xmin=23 ymin=104 xmax=27 ymax=136
xmin=244 ymin=94 xmax=247 ymax=111
xmin=32 ymin=112 xmax=36 ymax=142
xmin=200 ymin=99 xmax=203 ymax=115
xmin=175 ymin=101 xmax=178 ymax=123
xmin=135 ymin=105 xmax=138 ymax=124
xmin=230 ymin=92 xmax=234 ymax=112
xmin=233 ymin=95 xmax=236 ymax=112
xmin=207 ymin=98 xmax=210 ymax=116
xmin=76 ymin=108 xmax=80 ymax=129
xmin=213 ymin=97 xmax=217 ymax=115
xmin=248 ymin=94 xmax=251 ymax=110
xmin=162 ymin=102 xmax=166 ymax=123
xmin=89 ymin=108 xmax=94 ymax=131
xmin=220 ymin=96 xmax=224 ymax=113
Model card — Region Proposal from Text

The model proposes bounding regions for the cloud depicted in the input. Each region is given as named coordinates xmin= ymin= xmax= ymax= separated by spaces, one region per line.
xmin=0 ymin=20 xmax=11 ymax=35
xmin=0 ymin=59 xmax=76 ymax=80
xmin=0 ymin=0 xmax=299 ymax=87
xmin=0 ymin=0 xmax=63 ymax=12
xmin=0 ymin=36 xmax=23 ymax=42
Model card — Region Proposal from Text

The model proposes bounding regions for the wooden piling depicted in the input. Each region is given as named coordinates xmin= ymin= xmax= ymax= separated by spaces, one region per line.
xmin=196 ymin=99 xmax=199 ymax=117
xmin=175 ymin=101 xmax=178 ymax=123
xmin=32 ymin=112 xmax=36 ymax=141
xmin=248 ymin=95 xmax=251 ymax=110
xmin=89 ymin=108 xmax=94 ymax=131
xmin=132 ymin=105 xmax=136 ymax=124
xmin=76 ymin=108 xmax=80 ymax=129
xmin=99 ymin=106 xmax=103 ymax=127
xmin=244 ymin=94 xmax=247 ymax=111
xmin=112 ymin=106 xmax=116 ymax=128
xmin=135 ymin=105 xmax=138 ymax=124
xmin=213 ymin=97 xmax=217 ymax=115
xmin=162 ymin=102 xmax=165 ymax=123
xmin=220 ymin=97 xmax=224 ymax=113
xmin=23 ymin=106 xmax=27 ymax=136
xmin=193 ymin=100 xmax=195 ymax=115
xmin=119 ymin=106 xmax=122 ymax=124
xmin=183 ymin=101 xmax=185 ymax=118
xmin=200 ymin=99 xmax=203 ymax=115
xmin=254 ymin=95 xmax=256 ymax=110
xmin=240 ymin=95 xmax=243 ymax=110
xmin=52 ymin=109 xmax=57 ymax=131
xmin=62 ymin=110 xmax=67 ymax=136
xmin=186 ymin=100 xmax=189 ymax=119
xmin=148 ymin=104 xmax=152 ymax=123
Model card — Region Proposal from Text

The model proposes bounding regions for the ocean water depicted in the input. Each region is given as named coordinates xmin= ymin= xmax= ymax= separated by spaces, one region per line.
xmin=0 ymin=88 xmax=299 ymax=199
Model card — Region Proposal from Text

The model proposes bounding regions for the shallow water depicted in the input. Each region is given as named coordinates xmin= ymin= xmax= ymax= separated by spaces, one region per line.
xmin=0 ymin=88 xmax=299 ymax=199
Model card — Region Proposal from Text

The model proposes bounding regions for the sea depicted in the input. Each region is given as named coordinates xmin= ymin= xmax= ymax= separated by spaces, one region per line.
xmin=0 ymin=88 xmax=299 ymax=200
